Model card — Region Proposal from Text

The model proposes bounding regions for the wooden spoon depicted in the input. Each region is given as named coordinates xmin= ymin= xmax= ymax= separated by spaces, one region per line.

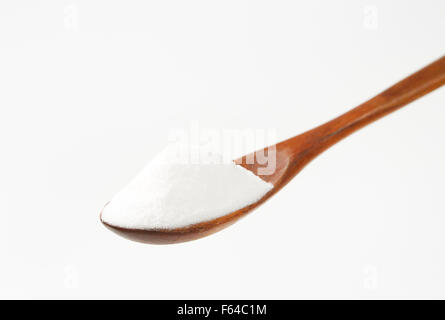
xmin=101 ymin=56 xmax=445 ymax=244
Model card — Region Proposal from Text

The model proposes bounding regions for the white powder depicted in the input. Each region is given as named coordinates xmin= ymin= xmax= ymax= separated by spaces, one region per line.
xmin=101 ymin=145 xmax=273 ymax=229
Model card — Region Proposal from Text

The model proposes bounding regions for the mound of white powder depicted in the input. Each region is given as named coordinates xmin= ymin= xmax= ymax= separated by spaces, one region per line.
xmin=101 ymin=145 xmax=273 ymax=229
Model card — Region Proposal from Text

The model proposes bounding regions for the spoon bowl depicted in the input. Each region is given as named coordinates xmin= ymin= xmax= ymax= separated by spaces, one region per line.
xmin=101 ymin=56 xmax=445 ymax=244
xmin=100 ymin=149 xmax=291 ymax=244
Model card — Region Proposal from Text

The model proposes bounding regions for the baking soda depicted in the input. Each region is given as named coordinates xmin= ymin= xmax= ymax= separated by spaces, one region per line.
xmin=101 ymin=145 xmax=273 ymax=229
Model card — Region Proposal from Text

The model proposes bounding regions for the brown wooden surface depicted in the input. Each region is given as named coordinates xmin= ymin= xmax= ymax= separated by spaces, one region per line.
xmin=101 ymin=56 xmax=445 ymax=244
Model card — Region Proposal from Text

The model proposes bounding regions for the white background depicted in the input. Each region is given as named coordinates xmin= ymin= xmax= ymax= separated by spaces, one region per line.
xmin=1 ymin=0 xmax=445 ymax=299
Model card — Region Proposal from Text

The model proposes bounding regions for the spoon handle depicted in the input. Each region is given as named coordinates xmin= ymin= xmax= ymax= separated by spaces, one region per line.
xmin=292 ymin=55 xmax=445 ymax=158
